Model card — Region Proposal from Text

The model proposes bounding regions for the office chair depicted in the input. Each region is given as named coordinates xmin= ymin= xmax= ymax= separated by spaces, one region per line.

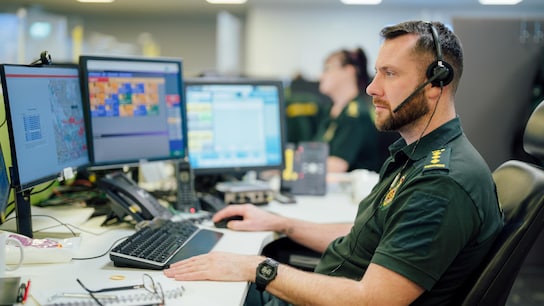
xmin=453 ymin=100 xmax=544 ymax=306
xmin=522 ymin=99 xmax=544 ymax=162
xmin=454 ymin=160 xmax=544 ymax=306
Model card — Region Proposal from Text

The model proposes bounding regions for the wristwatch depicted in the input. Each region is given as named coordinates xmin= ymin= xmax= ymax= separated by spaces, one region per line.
xmin=255 ymin=258 xmax=279 ymax=291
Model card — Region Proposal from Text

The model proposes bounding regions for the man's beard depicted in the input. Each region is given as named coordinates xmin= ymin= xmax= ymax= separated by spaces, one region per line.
xmin=374 ymin=89 xmax=429 ymax=132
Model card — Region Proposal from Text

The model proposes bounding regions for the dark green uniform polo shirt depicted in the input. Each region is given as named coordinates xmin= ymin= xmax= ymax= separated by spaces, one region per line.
xmin=314 ymin=118 xmax=504 ymax=305
xmin=313 ymin=94 xmax=380 ymax=172
xmin=284 ymin=88 xmax=327 ymax=144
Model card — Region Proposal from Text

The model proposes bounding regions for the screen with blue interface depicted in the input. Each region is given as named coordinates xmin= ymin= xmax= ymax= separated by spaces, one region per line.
xmin=185 ymin=79 xmax=285 ymax=174
xmin=0 ymin=64 xmax=89 ymax=191
xmin=79 ymin=56 xmax=186 ymax=169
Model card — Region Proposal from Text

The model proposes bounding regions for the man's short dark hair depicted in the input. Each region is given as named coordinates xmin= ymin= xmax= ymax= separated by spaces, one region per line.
xmin=380 ymin=20 xmax=464 ymax=93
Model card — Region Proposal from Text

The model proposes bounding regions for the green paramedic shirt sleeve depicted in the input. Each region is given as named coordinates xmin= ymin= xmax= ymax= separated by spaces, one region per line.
xmin=314 ymin=118 xmax=503 ymax=305
xmin=371 ymin=175 xmax=480 ymax=291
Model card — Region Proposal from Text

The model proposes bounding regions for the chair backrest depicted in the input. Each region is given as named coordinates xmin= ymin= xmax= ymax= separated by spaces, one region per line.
xmin=523 ymin=99 xmax=544 ymax=162
xmin=458 ymin=160 xmax=544 ymax=306
xmin=456 ymin=100 xmax=544 ymax=305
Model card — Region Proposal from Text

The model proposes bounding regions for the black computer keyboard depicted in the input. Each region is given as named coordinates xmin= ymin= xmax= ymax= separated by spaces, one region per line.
xmin=110 ymin=218 xmax=223 ymax=270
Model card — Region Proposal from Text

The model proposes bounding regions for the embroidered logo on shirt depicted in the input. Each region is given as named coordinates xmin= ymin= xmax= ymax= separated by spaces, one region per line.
xmin=382 ymin=173 xmax=406 ymax=207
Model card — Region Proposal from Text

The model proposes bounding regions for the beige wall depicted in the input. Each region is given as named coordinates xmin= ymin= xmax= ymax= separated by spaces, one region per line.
xmin=79 ymin=14 xmax=219 ymax=77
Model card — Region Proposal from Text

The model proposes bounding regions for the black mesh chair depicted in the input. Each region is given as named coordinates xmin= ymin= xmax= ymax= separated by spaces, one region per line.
xmin=454 ymin=100 xmax=544 ymax=306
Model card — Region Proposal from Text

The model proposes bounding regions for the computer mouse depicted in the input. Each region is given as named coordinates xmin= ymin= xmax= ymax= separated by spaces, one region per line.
xmin=214 ymin=215 xmax=244 ymax=228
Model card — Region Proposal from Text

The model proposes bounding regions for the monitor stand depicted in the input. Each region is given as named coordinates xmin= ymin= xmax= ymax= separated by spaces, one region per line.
xmin=14 ymin=189 xmax=33 ymax=238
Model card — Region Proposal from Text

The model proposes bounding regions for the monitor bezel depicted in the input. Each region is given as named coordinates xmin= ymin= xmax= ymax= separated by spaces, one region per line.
xmin=0 ymin=63 xmax=91 ymax=192
xmin=184 ymin=77 xmax=287 ymax=176
xmin=79 ymin=55 xmax=188 ymax=170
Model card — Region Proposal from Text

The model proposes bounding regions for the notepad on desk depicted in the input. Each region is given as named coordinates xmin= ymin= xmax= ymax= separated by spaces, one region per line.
xmin=36 ymin=284 xmax=186 ymax=306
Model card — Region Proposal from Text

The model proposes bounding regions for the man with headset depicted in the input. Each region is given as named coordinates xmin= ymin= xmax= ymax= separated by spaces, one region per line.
xmin=164 ymin=20 xmax=504 ymax=305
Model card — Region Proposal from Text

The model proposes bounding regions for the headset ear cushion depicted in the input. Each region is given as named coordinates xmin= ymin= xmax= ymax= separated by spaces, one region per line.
xmin=426 ymin=60 xmax=454 ymax=87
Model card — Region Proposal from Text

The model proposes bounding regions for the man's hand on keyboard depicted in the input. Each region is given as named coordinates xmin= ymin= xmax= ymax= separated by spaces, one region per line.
xmin=164 ymin=251 xmax=264 ymax=282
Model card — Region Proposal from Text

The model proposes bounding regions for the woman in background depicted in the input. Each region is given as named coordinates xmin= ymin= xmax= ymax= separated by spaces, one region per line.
xmin=314 ymin=48 xmax=380 ymax=172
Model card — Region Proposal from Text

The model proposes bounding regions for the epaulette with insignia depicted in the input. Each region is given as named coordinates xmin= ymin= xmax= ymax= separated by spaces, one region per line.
xmin=422 ymin=148 xmax=451 ymax=174
xmin=286 ymin=103 xmax=319 ymax=118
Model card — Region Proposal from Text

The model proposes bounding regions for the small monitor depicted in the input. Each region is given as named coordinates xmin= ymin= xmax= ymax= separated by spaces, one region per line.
xmin=1 ymin=64 xmax=90 ymax=190
xmin=79 ymin=55 xmax=187 ymax=169
xmin=184 ymin=78 xmax=286 ymax=175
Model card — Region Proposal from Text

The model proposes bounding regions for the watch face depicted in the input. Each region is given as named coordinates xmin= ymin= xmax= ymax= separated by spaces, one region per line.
xmin=260 ymin=265 xmax=275 ymax=279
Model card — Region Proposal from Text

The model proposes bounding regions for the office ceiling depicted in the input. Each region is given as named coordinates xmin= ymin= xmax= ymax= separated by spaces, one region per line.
xmin=2 ymin=0 xmax=544 ymax=17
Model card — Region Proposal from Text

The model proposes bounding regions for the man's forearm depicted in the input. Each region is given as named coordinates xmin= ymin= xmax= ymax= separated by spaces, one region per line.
xmin=274 ymin=217 xmax=352 ymax=253
xmin=262 ymin=262 xmax=366 ymax=306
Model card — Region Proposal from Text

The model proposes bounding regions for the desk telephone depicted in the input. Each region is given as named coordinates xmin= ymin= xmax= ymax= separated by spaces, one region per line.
xmin=98 ymin=172 xmax=174 ymax=224
xmin=175 ymin=160 xmax=201 ymax=212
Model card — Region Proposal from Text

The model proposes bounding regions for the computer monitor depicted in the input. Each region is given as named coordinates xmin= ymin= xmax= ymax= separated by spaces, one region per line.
xmin=184 ymin=78 xmax=286 ymax=177
xmin=0 ymin=64 xmax=90 ymax=237
xmin=79 ymin=55 xmax=187 ymax=169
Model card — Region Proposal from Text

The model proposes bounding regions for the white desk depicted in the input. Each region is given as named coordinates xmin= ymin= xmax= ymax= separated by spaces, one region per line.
xmin=7 ymin=226 xmax=275 ymax=306
xmin=2 ymin=191 xmax=358 ymax=306
xmin=266 ymin=192 xmax=358 ymax=224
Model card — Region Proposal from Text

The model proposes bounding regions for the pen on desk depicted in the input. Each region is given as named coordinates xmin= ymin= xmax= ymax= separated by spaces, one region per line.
xmin=17 ymin=283 xmax=26 ymax=303
xmin=22 ymin=280 xmax=30 ymax=304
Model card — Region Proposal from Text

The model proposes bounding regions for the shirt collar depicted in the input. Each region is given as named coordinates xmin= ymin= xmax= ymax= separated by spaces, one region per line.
xmin=389 ymin=117 xmax=463 ymax=161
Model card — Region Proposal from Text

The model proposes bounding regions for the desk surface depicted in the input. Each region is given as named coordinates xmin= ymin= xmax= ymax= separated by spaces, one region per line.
xmin=266 ymin=192 xmax=358 ymax=224
xmin=2 ymin=191 xmax=358 ymax=306
xmin=22 ymin=227 xmax=274 ymax=306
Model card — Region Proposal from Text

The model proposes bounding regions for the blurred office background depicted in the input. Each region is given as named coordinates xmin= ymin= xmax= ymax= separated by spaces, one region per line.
xmin=0 ymin=0 xmax=543 ymax=303
xmin=1 ymin=0 xmax=543 ymax=169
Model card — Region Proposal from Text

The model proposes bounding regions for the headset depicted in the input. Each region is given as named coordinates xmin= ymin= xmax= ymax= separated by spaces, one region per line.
xmin=426 ymin=23 xmax=454 ymax=88
xmin=29 ymin=51 xmax=52 ymax=66
xmin=393 ymin=22 xmax=454 ymax=113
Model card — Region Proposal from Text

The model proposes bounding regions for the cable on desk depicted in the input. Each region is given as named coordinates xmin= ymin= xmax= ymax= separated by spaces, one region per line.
xmin=30 ymin=180 xmax=57 ymax=195
xmin=72 ymin=235 xmax=130 ymax=261
xmin=4 ymin=211 xmax=130 ymax=261
xmin=2 ymin=214 xmax=79 ymax=237
xmin=32 ymin=214 xmax=79 ymax=236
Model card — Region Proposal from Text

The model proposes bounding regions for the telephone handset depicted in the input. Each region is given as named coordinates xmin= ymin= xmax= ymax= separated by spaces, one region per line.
xmin=175 ymin=160 xmax=201 ymax=212
xmin=98 ymin=172 xmax=173 ymax=224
